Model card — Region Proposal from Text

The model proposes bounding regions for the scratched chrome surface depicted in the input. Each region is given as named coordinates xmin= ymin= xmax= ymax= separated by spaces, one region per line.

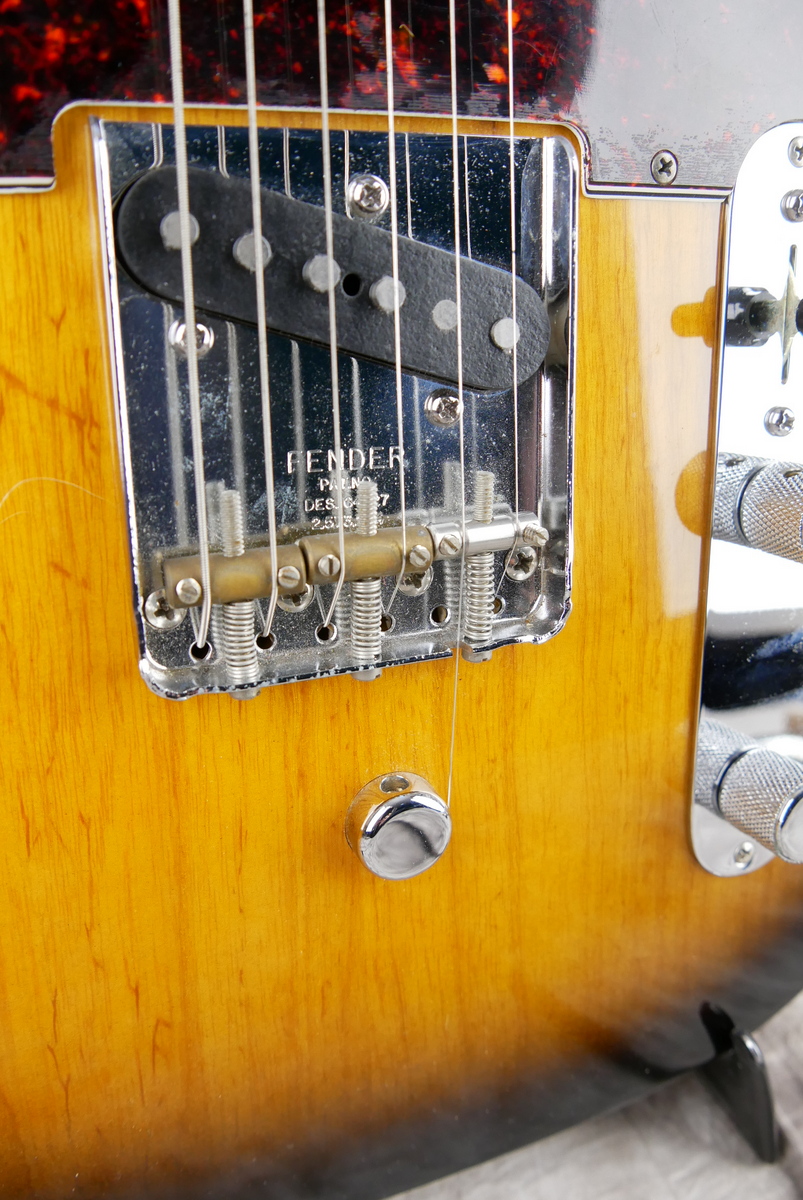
xmin=95 ymin=120 xmax=575 ymax=698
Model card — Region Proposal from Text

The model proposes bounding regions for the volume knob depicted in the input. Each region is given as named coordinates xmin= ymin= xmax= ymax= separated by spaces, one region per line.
xmin=696 ymin=720 xmax=803 ymax=863
xmin=714 ymin=452 xmax=803 ymax=563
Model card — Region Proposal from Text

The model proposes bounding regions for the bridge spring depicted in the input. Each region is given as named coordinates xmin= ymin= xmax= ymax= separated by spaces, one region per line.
xmin=220 ymin=488 xmax=259 ymax=689
xmin=351 ymin=479 xmax=382 ymax=671
xmin=463 ymin=471 xmax=496 ymax=649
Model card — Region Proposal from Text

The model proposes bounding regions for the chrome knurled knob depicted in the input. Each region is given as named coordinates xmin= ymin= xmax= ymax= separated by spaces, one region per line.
xmin=714 ymin=452 xmax=803 ymax=563
xmin=695 ymin=720 xmax=803 ymax=863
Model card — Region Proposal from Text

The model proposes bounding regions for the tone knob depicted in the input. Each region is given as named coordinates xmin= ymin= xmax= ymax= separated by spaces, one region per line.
xmin=345 ymin=773 xmax=451 ymax=880
xmin=713 ymin=452 xmax=803 ymax=563
xmin=695 ymin=720 xmax=803 ymax=863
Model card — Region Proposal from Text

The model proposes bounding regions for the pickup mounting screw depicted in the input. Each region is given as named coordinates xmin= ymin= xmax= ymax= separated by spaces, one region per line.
xmin=438 ymin=531 xmax=463 ymax=558
xmin=789 ymin=137 xmax=803 ymax=167
xmin=318 ymin=553 xmax=341 ymax=578
xmin=407 ymin=544 xmax=432 ymax=570
xmin=160 ymin=210 xmax=200 ymax=251
xmin=765 ymin=406 xmax=795 ymax=436
xmin=233 ymin=231 xmax=272 ymax=272
xmin=144 ymin=588 xmax=186 ymax=630
xmin=277 ymin=564 xmax=302 ymax=589
xmin=175 ymin=576 xmax=202 ymax=605
xmin=650 ymin=149 xmax=678 ymax=185
xmin=346 ymin=173 xmax=390 ymax=220
xmin=424 ymin=388 xmax=463 ymax=429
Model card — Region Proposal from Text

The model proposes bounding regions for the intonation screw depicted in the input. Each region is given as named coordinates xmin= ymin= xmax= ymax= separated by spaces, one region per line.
xmin=175 ymin=576 xmax=202 ymax=606
xmin=219 ymin=488 xmax=259 ymax=695
xmin=789 ymin=137 xmax=803 ymax=168
xmin=650 ymin=149 xmax=678 ymax=185
xmin=351 ymin=479 xmax=383 ymax=680
xmin=765 ymin=406 xmax=795 ymax=436
xmin=317 ymin=553 xmax=341 ymax=578
xmin=462 ymin=470 xmax=496 ymax=662
xmin=346 ymin=173 xmax=390 ymax=220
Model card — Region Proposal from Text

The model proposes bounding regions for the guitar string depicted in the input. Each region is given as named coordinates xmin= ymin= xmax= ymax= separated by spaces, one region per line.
xmin=318 ymin=0 xmax=348 ymax=630
xmin=284 ymin=130 xmax=307 ymax=519
xmin=383 ymin=0 xmax=409 ymax=616
xmin=243 ymin=0 xmax=280 ymax=639
xmin=446 ymin=0 xmax=468 ymax=810
xmin=405 ymin=137 xmax=424 ymax=510
xmin=507 ymin=0 xmax=521 ymax=544
xmin=166 ymin=0 xmax=212 ymax=649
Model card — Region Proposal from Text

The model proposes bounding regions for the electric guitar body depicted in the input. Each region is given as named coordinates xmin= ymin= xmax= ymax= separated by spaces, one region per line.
xmin=1 ymin=3 xmax=803 ymax=1197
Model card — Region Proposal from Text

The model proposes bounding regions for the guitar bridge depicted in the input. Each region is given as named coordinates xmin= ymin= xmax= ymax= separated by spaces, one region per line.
xmin=93 ymin=118 xmax=576 ymax=699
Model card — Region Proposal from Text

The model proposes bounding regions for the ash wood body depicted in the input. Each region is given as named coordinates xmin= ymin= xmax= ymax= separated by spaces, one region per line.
xmin=1 ymin=106 xmax=803 ymax=1197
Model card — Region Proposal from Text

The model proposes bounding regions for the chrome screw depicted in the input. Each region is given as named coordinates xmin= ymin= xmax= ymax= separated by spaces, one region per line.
xmin=398 ymin=567 xmax=434 ymax=596
xmin=765 ymin=406 xmax=795 ymax=436
xmin=781 ymin=190 xmax=803 ymax=222
xmin=438 ymin=531 xmax=463 ymax=558
xmin=144 ymin=588 xmax=186 ymax=631
xmin=733 ymin=841 xmax=756 ymax=868
xmin=277 ymin=564 xmax=302 ymax=589
xmin=168 ymin=319 xmax=215 ymax=358
xmin=424 ymin=388 xmax=463 ymax=429
xmin=521 ymin=521 xmax=549 ymax=549
xmin=505 ymin=545 xmax=538 ymax=582
xmin=317 ymin=553 xmax=341 ymax=578
xmin=408 ymin=544 xmax=432 ymax=570
xmin=175 ymin=576 xmax=202 ymax=605
xmin=650 ymin=149 xmax=678 ymax=185
xmin=346 ymin=173 xmax=390 ymax=220
xmin=790 ymin=137 xmax=803 ymax=167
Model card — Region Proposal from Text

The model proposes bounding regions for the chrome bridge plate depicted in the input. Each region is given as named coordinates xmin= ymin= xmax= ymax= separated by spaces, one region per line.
xmin=94 ymin=120 xmax=576 ymax=698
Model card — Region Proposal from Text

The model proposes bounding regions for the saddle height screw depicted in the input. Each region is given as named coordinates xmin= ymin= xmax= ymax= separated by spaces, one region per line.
xmin=175 ymin=576 xmax=202 ymax=606
xmin=351 ymin=479 xmax=383 ymax=682
xmin=462 ymin=470 xmax=496 ymax=663
xmin=650 ymin=149 xmax=679 ymax=185
xmin=521 ymin=521 xmax=549 ymax=549
xmin=277 ymin=564 xmax=302 ymax=589
xmin=317 ymin=553 xmax=341 ymax=578
xmin=408 ymin=544 xmax=432 ymax=570
xmin=219 ymin=488 xmax=259 ymax=696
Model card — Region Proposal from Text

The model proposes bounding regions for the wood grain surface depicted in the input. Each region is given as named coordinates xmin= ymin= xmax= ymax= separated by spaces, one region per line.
xmin=0 ymin=105 xmax=802 ymax=1197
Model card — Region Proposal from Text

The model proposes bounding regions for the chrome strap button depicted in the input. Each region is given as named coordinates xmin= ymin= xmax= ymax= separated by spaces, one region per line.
xmin=345 ymin=774 xmax=451 ymax=880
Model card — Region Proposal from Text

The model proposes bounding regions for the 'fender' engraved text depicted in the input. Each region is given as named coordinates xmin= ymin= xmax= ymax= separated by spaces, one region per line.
xmin=286 ymin=446 xmax=402 ymax=474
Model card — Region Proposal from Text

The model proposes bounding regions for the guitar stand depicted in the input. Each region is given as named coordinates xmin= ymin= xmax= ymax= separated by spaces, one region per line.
xmin=697 ymin=1003 xmax=782 ymax=1163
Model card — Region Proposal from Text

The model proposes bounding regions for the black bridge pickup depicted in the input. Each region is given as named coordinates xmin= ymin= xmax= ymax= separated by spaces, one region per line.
xmin=115 ymin=166 xmax=550 ymax=393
